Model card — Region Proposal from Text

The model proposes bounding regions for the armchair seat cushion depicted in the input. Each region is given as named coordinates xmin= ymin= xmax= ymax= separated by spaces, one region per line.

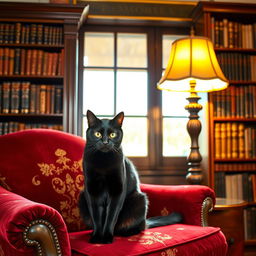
xmin=70 ymin=224 xmax=227 ymax=256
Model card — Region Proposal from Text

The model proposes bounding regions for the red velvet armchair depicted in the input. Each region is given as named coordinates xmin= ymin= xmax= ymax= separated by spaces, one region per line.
xmin=0 ymin=129 xmax=227 ymax=256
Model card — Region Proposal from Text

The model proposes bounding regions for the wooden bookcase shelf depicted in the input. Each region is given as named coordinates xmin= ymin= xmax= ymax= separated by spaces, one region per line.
xmin=0 ymin=2 xmax=85 ymax=135
xmin=215 ymin=47 xmax=256 ymax=53
xmin=0 ymin=44 xmax=64 ymax=49
xmin=0 ymin=75 xmax=64 ymax=79
xmin=192 ymin=2 xmax=256 ymax=255
xmin=215 ymin=159 xmax=256 ymax=163
xmin=213 ymin=118 xmax=256 ymax=122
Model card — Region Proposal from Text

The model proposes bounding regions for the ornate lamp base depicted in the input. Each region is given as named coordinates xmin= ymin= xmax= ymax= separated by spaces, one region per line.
xmin=185 ymin=80 xmax=203 ymax=184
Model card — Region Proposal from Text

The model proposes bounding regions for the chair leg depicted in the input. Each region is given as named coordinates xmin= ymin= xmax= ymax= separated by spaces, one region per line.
xmin=23 ymin=219 xmax=62 ymax=256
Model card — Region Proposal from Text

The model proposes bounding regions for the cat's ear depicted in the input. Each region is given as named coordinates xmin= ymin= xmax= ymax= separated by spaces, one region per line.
xmin=112 ymin=112 xmax=124 ymax=127
xmin=87 ymin=110 xmax=100 ymax=127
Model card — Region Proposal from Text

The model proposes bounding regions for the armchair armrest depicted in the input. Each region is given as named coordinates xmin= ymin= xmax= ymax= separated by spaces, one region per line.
xmin=141 ymin=184 xmax=215 ymax=227
xmin=0 ymin=186 xmax=71 ymax=256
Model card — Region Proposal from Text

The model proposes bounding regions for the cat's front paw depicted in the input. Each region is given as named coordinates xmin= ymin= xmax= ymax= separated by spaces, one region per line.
xmin=90 ymin=234 xmax=104 ymax=244
xmin=90 ymin=233 xmax=114 ymax=244
xmin=101 ymin=233 xmax=114 ymax=244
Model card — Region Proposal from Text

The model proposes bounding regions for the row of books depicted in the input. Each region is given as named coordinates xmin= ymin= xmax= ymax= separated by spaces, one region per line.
xmin=0 ymin=122 xmax=63 ymax=135
xmin=0 ymin=82 xmax=63 ymax=114
xmin=215 ymin=163 xmax=256 ymax=172
xmin=244 ymin=207 xmax=256 ymax=240
xmin=210 ymin=17 xmax=256 ymax=49
xmin=214 ymin=172 xmax=256 ymax=202
xmin=212 ymin=85 xmax=256 ymax=118
xmin=216 ymin=53 xmax=256 ymax=81
xmin=0 ymin=22 xmax=63 ymax=45
xmin=215 ymin=122 xmax=256 ymax=159
xmin=0 ymin=48 xmax=64 ymax=76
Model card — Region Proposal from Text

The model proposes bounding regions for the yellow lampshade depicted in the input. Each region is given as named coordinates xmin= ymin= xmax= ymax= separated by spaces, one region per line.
xmin=157 ymin=36 xmax=229 ymax=92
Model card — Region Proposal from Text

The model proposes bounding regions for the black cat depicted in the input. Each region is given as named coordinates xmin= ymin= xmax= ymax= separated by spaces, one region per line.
xmin=79 ymin=110 xmax=182 ymax=244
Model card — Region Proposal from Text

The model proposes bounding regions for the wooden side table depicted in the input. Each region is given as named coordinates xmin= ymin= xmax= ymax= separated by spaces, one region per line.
xmin=208 ymin=198 xmax=247 ymax=256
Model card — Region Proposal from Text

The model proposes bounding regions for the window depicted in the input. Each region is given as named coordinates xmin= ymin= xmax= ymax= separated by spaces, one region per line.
xmin=83 ymin=31 xmax=148 ymax=157
xmin=78 ymin=26 xmax=190 ymax=170
xmin=161 ymin=35 xmax=190 ymax=157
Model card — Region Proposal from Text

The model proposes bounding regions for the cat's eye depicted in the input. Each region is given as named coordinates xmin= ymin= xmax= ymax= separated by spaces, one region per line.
xmin=109 ymin=132 xmax=116 ymax=138
xmin=94 ymin=132 xmax=102 ymax=138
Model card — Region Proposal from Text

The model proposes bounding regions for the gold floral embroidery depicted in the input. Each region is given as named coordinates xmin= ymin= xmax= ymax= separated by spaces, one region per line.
xmin=128 ymin=231 xmax=172 ymax=245
xmin=0 ymin=174 xmax=11 ymax=191
xmin=161 ymin=248 xmax=178 ymax=256
xmin=161 ymin=207 xmax=169 ymax=216
xmin=32 ymin=148 xmax=84 ymax=229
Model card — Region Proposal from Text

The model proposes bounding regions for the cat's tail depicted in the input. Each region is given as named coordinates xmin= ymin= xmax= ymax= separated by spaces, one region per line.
xmin=146 ymin=212 xmax=182 ymax=229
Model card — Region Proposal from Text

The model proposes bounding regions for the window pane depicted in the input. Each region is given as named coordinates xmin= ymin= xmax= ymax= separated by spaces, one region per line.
xmin=162 ymin=35 xmax=189 ymax=117
xmin=83 ymin=69 xmax=114 ymax=115
xmin=117 ymin=33 xmax=147 ymax=68
xmin=162 ymin=90 xmax=189 ymax=117
xmin=116 ymin=70 xmax=147 ymax=115
xmin=162 ymin=35 xmax=184 ymax=68
xmin=84 ymin=32 xmax=114 ymax=67
xmin=122 ymin=117 xmax=148 ymax=157
xmin=163 ymin=117 xmax=190 ymax=156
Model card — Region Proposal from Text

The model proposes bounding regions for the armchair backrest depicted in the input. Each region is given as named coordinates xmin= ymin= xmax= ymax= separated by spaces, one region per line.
xmin=0 ymin=129 xmax=86 ymax=232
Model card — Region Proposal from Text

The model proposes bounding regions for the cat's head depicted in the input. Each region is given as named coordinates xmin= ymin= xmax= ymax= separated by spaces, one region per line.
xmin=86 ymin=110 xmax=124 ymax=153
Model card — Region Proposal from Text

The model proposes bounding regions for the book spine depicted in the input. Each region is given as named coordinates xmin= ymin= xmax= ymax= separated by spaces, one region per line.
xmin=238 ymin=123 xmax=245 ymax=158
xmin=31 ymin=49 xmax=38 ymax=76
xmin=215 ymin=123 xmax=221 ymax=159
xmin=3 ymin=48 xmax=9 ymax=75
xmin=220 ymin=123 xmax=227 ymax=159
xmin=21 ymin=82 xmax=30 ymax=114
xmin=8 ymin=49 xmax=15 ymax=75
xmin=0 ymin=83 xmax=2 ymax=113
xmin=14 ymin=48 xmax=21 ymax=75
xmin=10 ymin=82 xmax=20 ymax=114
xmin=231 ymin=123 xmax=238 ymax=158
xmin=39 ymin=84 xmax=47 ymax=114
xmin=0 ymin=48 xmax=3 ymax=75
xmin=29 ymin=84 xmax=37 ymax=114
xmin=2 ymin=82 xmax=11 ymax=113
xmin=15 ymin=22 xmax=21 ymax=44
xmin=54 ymin=85 xmax=63 ymax=114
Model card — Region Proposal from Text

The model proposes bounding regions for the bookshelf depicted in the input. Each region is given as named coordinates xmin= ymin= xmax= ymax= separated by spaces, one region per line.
xmin=192 ymin=2 xmax=256 ymax=255
xmin=0 ymin=2 xmax=85 ymax=135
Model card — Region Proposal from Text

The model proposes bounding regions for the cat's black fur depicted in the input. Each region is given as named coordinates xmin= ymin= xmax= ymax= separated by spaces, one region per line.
xmin=79 ymin=110 xmax=182 ymax=244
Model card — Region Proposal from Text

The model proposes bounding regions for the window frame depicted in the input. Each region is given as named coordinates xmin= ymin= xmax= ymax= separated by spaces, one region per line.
xmin=78 ymin=25 xmax=190 ymax=172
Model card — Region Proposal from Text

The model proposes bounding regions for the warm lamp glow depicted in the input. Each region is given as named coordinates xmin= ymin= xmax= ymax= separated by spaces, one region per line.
xmin=157 ymin=35 xmax=229 ymax=185
xmin=158 ymin=36 xmax=229 ymax=92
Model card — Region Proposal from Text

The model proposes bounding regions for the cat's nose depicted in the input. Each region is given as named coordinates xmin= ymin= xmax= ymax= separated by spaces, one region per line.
xmin=102 ymin=137 xmax=108 ymax=144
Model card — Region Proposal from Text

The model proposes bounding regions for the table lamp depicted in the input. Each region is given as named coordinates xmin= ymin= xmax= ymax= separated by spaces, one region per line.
xmin=157 ymin=36 xmax=229 ymax=184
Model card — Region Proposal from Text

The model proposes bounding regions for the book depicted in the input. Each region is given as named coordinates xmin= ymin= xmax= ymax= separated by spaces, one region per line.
xmin=3 ymin=48 xmax=9 ymax=75
xmin=0 ymin=83 xmax=2 ymax=113
xmin=226 ymin=122 xmax=232 ymax=159
xmin=8 ymin=48 xmax=15 ymax=75
xmin=231 ymin=123 xmax=238 ymax=158
xmin=10 ymin=82 xmax=20 ymax=114
xmin=14 ymin=48 xmax=21 ymax=75
xmin=238 ymin=123 xmax=245 ymax=158
xmin=39 ymin=84 xmax=47 ymax=113
xmin=220 ymin=123 xmax=227 ymax=158
xmin=0 ymin=48 xmax=3 ymax=75
xmin=29 ymin=83 xmax=37 ymax=114
xmin=2 ymin=82 xmax=11 ymax=113
xmin=55 ymin=85 xmax=63 ymax=114
xmin=21 ymin=82 xmax=30 ymax=114
xmin=215 ymin=123 xmax=221 ymax=159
